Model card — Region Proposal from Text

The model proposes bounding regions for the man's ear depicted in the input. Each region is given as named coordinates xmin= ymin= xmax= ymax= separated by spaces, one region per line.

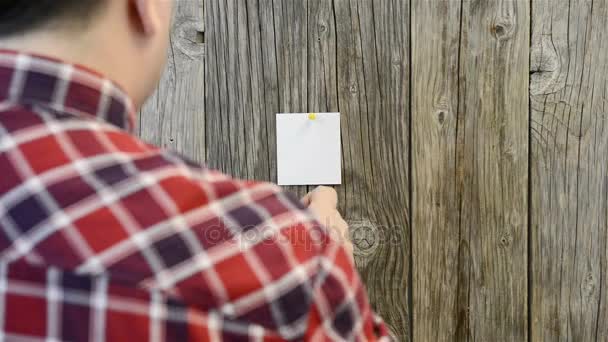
xmin=132 ymin=0 xmax=159 ymax=35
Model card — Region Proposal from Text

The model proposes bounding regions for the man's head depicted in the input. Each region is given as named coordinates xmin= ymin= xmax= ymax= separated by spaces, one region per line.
xmin=0 ymin=0 xmax=174 ymax=107
xmin=0 ymin=1 xmax=105 ymax=37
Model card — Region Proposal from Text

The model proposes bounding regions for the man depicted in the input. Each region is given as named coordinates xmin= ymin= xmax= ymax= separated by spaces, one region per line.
xmin=0 ymin=0 xmax=389 ymax=341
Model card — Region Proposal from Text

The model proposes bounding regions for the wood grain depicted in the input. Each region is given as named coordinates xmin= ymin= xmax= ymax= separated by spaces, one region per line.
xmin=137 ymin=0 xmax=608 ymax=340
xmin=205 ymin=0 xmax=309 ymax=197
xmin=413 ymin=0 xmax=529 ymax=340
xmin=334 ymin=0 xmax=410 ymax=339
xmin=412 ymin=1 xmax=462 ymax=340
xmin=531 ymin=0 xmax=608 ymax=340
xmin=139 ymin=0 xmax=206 ymax=162
xmin=205 ymin=0 xmax=411 ymax=338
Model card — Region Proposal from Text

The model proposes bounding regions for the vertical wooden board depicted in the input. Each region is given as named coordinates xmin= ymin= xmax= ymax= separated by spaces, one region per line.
xmin=139 ymin=0 xmax=205 ymax=162
xmin=531 ymin=0 xmax=608 ymax=340
xmin=270 ymin=0 xmax=310 ymax=198
xmin=205 ymin=0 xmax=309 ymax=197
xmin=412 ymin=1 xmax=463 ymax=341
xmin=205 ymin=0 xmax=232 ymax=172
xmin=245 ymin=0 xmax=273 ymax=181
xmin=334 ymin=0 xmax=410 ymax=339
xmin=205 ymin=0 xmax=240 ymax=175
xmin=256 ymin=0 xmax=281 ymax=184
xmin=414 ymin=0 xmax=529 ymax=340
xmin=205 ymin=0 xmax=272 ymax=180
xmin=272 ymin=0 xmax=308 ymax=114
xmin=307 ymin=0 xmax=338 ymax=114
xmin=459 ymin=0 xmax=529 ymax=340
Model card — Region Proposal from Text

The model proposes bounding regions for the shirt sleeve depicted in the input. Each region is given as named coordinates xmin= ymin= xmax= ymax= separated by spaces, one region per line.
xmin=303 ymin=233 xmax=392 ymax=340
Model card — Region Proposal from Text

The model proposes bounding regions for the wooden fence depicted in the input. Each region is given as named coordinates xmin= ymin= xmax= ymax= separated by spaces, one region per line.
xmin=139 ymin=0 xmax=608 ymax=340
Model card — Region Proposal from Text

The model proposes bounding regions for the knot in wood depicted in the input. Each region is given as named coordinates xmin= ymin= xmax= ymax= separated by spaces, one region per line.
xmin=174 ymin=19 xmax=205 ymax=58
xmin=349 ymin=83 xmax=358 ymax=94
xmin=490 ymin=16 xmax=515 ymax=41
xmin=317 ymin=22 xmax=327 ymax=42
xmin=498 ymin=230 xmax=513 ymax=248
xmin=502 ymin=142 xmax=516 ymax=161
xmin=583 ymin=273 xmax=596 ymax=299
xmin=349 ymin=219 xmax=380 ymax=265
xmin=530 ymin=35 xmax=561 ymax=95
xmin=391 ymin=54 xmax=401 ymax=67
xmin=436 ymin=110 xmax=447 ymax=124
xmin=318 ymin=21 xmax=327 ymax=34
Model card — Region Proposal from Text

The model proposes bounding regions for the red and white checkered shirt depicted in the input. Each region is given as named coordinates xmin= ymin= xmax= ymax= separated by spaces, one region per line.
xmin=0 ymin=50 xmax=390 ymax=341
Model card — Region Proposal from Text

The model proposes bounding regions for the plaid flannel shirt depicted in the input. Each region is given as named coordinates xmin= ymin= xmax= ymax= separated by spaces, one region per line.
xmin=0 ymin=50 xmax=390 ymax=341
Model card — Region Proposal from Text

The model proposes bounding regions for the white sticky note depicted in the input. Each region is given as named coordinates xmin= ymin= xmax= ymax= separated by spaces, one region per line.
xmin=276 ymin=112 xmax=341 ymax=185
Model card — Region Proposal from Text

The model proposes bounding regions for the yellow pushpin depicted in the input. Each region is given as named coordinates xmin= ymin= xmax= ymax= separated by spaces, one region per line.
xmin=308 ymin=113 xmax=317 ymax=120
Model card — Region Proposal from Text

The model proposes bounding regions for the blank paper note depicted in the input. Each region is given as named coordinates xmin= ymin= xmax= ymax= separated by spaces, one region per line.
xmin=276 ymin=113 xmax=342 ymax=185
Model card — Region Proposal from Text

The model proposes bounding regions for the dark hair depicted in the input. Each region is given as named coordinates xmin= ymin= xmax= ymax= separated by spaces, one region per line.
xmin=0 ymin=0 xmax=105 ymax=37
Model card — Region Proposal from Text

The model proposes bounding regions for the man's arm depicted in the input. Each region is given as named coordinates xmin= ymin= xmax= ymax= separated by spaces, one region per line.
xmin=301 ymin=186 xmax=390 ymax=340
xmin=4 ymin=122 xmax=390 ymax=339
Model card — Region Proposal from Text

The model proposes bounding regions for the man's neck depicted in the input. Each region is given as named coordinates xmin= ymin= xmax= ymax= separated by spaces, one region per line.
xmin=0 ymin=31 xmax=144 ymax=108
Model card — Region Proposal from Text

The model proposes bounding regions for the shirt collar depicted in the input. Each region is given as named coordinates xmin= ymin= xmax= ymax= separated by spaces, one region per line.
xmin=0 ymin=50 xmax=136 ymax=132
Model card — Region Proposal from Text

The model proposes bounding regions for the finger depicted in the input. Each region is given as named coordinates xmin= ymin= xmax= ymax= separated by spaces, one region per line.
xmin=301 ymin=192 xmax=313 ymax=206
xmin=335 ymin=216 xmax=350 ymax=240
xmin=310 ymin=186 xmax=338 ymax=208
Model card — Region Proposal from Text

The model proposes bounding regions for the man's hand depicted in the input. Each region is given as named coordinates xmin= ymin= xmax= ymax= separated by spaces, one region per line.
xmin=302 ymin=186 xmax=353 ymax=256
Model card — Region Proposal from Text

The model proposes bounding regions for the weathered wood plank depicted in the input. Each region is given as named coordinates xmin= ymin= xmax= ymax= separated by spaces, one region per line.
xmin=413 ymin=0 xmax=529 ymax=340
xmin=139 ymin=0 xmax=205 ymax=162
xmin=269 ymin=0 xmax=310 ymax=198
xmin=205 ymin=0 xmax=411 ymax=339
xmin=411 ymin=1 xmax=462 ymax=340
xmin=531 ymin=0 xmax=608 ymax=340
xmin=205 ymin=0 xmax=308 ymax=197
xmin=458 ymin=0 xmax=529 ymax=339
xmin=204 ymin=0 xmax=273 ymax=180
xmin=205 ymin=0 xmax=236 ymax=173
xmin=334 ymin=0 xmax=410 ymax=339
